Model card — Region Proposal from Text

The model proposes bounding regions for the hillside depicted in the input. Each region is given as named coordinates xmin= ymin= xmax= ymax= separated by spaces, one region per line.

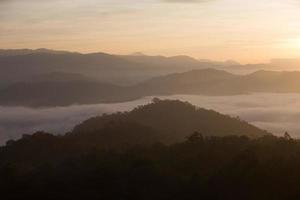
xmin=135 ymin=68 xmax=240 ymax=95
xmin=0 ymin=48 xmax=292 ymax=88
xmin=120 ymin=54 xmax=222 ymax=70
xmin=0 ymin=51 xmax=148 ymax=86
xmin=0 ymin=79 xmax=138 ymax=107
xmin=30 ymin=72 xmax=91 ymax=82
xmin=2 ymin=100 xmax=296 ymax=200
xmin=0 ymin=48 xmax=76 ymax=57
xmin=136 ymin=69 xmax=300 ymax=96
xmin=0 ymin=49 xmax=244 ymax=88
xmin=0 ymin=49 xmax=217 ymax=87
xmin=0 ymin=99 xmax=269 ymax=158
xmin=2 ymin=134 xmax=299 ymax=200
xmin=73 ymin=99 xmax=270 ymax=142
xmin=3 ymin=68 xmax=300 ymax=107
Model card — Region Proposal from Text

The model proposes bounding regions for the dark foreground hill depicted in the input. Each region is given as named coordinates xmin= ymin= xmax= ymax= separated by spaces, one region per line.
xmin=0 ymin=100 xmax=299 ymax=200
xmin=2 ymin=133 xmax=299 ymax=200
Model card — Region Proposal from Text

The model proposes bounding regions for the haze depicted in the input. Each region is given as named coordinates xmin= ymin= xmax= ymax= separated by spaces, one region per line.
xmin=2 ymin=0 xmax=300 ymax=63
xmin=1 ymin=93 xmax=300 ymax=145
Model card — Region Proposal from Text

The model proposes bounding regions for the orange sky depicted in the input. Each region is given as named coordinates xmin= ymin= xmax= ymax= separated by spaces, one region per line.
xmin=1 ymin=0 xmax=300 ymax=63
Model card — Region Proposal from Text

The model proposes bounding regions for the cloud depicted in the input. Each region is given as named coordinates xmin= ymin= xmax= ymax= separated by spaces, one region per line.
xmin=0 ymin=98 xmax=152 ymax=145
xmin=1 ymin=93 xmax=300 ymax=145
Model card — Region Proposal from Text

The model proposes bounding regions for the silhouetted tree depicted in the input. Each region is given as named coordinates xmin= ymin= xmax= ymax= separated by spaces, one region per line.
xmin=187 ymin=131 xmax=204 ymax=144
xmin=284 ymin=131 xmax=292 ymax=140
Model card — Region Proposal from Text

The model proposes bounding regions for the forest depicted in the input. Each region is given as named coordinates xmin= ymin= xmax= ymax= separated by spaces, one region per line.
xmin=0 ymin=100 xmax=298 ymax=200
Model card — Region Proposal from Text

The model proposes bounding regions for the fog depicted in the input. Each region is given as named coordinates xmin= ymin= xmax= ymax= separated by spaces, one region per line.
xmin=1 ymin=93 xmax=300 ymax=145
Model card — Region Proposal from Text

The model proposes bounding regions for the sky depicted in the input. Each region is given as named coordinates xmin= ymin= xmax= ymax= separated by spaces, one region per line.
xmin=1 ymin=0 xmax=300 ymax=63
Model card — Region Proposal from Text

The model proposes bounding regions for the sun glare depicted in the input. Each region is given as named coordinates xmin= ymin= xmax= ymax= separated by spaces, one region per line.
xmin=287 ymin=38 xmax=300 ymax=50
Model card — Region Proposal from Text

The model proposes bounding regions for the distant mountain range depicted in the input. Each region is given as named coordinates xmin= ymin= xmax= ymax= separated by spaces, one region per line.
xmin=120 ymin=54 xmax=228 ymax=70
xmin=137 ymin=69 xmax=300 ymax=96
xmin=2 ymin=68 xmax=300 ymax=107
xmin=0 ymin=48 xmax=232 ymax=87
xmin=0 ymin=48 xmax=76 ymax=57
xmin=0 ymin=72 xmax=140 ymax=107
xmin=1 ymin=48 xmax=300 ymax=107
xmin=0 ymin=48 xmax=294 ymax=88
xmin=0 ymin=50 xmax=148 ymax=86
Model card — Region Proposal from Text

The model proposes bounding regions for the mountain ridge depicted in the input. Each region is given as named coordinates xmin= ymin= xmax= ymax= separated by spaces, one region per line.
xmin=2 ymin=68 xmax=300 ymax=107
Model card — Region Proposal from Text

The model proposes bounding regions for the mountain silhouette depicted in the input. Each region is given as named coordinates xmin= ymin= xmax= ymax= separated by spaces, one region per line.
xmin=0 ymin=51 xmax=148 ymax=86
xmin=1 ymin=99 xmax=269 ymax=153
xmin=120 ymin=54 xmax=221 ymax=70
xmin=3 ymin=68 xmax=300 ymax=106
xmin=0 ymin=79 xmax=138 ymax=107
xmin=137 ymin=68 xmax=300 ymax=96
xmin=0 ymin=49 xmax=222 ymax=87
xmin=73 ymin=99 xmax=270 ymax=143
xmin=0 ymin=48 xmax=290 ymax=89
xmin=0 ymin=48 xmax=76 ymax=57
xmin=1 ymin=49 xmax=300 ymax=107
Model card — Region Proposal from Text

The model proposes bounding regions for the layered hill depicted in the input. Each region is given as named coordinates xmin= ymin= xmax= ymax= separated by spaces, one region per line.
xmin=0 ymin=72 xmax=139 ymax=107
xmin=120 ymin=54 xmax=223 ymax=70
xmin=137 ymin=69 xmax=300 ymax=95
xmin=0 ymin=49 xmax=222 ymax=87
xmin=0 ymin=48 xmax=292 ymax=89
xmin=0 ymin=51 xmax=147 ymax=86
xmin=2 ymin=68 xmax=300 ymax=107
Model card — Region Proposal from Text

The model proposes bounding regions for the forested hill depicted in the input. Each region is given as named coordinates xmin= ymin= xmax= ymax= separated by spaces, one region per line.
xmin=0 ymin=99 xmax=298 ymax=199
xmin=3 ymin=100 xmax=296 ymax=200
xmin=0 ymin=99 xmax=269 ymax=167
xmin=1 ymin=100 xmax=269 ymax=158
xmin=73 ymin=99 xmax=269 ymax=143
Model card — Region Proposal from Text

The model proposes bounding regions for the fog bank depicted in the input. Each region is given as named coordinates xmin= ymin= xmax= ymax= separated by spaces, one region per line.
xmin=1 ymin=93 xmax=300 ymax=145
